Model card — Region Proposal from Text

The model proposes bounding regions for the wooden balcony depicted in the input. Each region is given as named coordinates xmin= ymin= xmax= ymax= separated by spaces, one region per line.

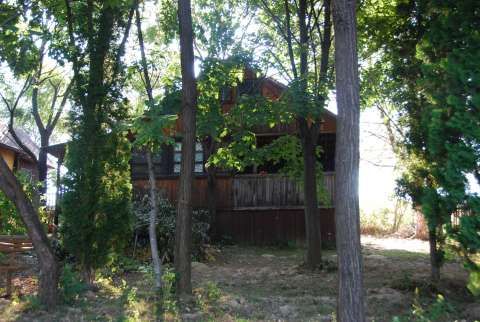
xmin=232 ymin=172 xmax=335 ymax=209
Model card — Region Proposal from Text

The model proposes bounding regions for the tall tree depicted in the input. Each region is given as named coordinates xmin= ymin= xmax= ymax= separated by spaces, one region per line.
xmin=332 ymin=0 xmax=365 ymax=320
xmin=48 ymin=0 xmax=136 ymax=283
xmin=134 ymin=2 xmax=163 ymax=293
xmin=0 ymin=157 xmax=58 ymax=307
xmin=0 ymin=2 xmax=71 ymax=200
xmin=359 ymin=0 xmax=480 ymax=288
xmin=252 ymin=0 xmax=334 ymax=268
xmin=0 ymin=1 xmax=63 ymax=308
xmin=175 ymin=0 xmax=198 ymax=295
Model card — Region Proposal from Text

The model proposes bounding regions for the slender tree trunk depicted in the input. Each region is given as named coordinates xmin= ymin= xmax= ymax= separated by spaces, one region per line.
xmin=54 ymin=159 xmax=62 ymax=226
xmin=206 ymin=167 xmax=217 ymax=238
xmin=38 ymin=135 xmax=49 ymax=198
xmin=332 ymin=0 xmax=366 ymax=321
xmin=204 ymin=138 xmax=217 ymax=239
xmin=296 ymin=0 xmax=323 ymax=268
xmin=135 ymin=5 xmax=163 ymax=293
xmin=428 ymin=228 xmax=440 ymax=282
xmin=175 ymin=0 xmax=197 ymax=296
xmin=301 ymin=128 xmax=322 ymax=267
xmin=146 ymin=151 xmax=163 ymax=290
xmin=0 ymin=157 xmax=58 ymax=308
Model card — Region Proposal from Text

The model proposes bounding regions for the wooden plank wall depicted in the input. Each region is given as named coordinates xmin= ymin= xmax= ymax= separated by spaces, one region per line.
xmin=233 ymin=175 xmax=304 ymax=208
xmin=134 ymin=173 xmax=334 ymax=210
xmin=215 ymin=208 xmax=335 ymax=245
xmin=133 ymin=176 xmax=233 ymax=209
xmin=233 ymin=173 xmax=335 ymax=208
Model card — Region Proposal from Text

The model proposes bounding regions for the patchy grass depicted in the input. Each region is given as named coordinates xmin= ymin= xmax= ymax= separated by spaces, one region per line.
xmin=0 ymin=237 xmax=478 ymax=321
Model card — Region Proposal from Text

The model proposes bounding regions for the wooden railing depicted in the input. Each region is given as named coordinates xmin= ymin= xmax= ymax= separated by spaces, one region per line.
xmin=233 ymin=172 xmax=335 ymax=209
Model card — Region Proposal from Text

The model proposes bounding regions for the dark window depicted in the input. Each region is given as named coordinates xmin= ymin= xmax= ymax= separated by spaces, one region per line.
xmin=238 ymin=79 xmax=260 ymax=96
xmin=220 ymin=87 xmax=234 ymax=103
xmin=130 ymin=149 xmax=164 ymax=179
xmin=317 ymin=133 xmax=336 ymax=172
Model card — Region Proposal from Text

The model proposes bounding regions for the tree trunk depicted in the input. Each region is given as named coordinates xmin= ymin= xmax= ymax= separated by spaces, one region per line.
xmin=295 ymin=0 xmax=323 ymax=268
xmin=0 ymin=157 xmax=59 ymax=308
xmin=206 ymin=166 xmax=217 ymax=238
xmin=332 ymin=0 xmax=366 ymax=321
xmin=135 ymin=4 xmax=163 ymax=293
xmin=175 ymin=0 xmax=197 ymax=296
xmin=428 ymin=228 xmax=440 ymax=283
xmin=146 ymin=151 xmax=163 ymax=291
xmin=204 ymin=138 xmax=217 ymax=239
xmin=415 ymin=208 xmax=428 ymax=240
xmin=38 ymin=135 xmax=49 ymax=198
xmin=301 ymin=128 xmax=322 ymax=268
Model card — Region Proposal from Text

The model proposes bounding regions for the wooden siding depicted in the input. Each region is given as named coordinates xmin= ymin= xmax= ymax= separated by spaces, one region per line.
xmin=216 ymin=208 xmax=335 ymax=245
xmin=134 ymin=172 xmax=335 ymax=210
xmin=133 ymin=176 xmax=233 ymax=209
xmin=232 ymin=173 xmax=335 ymax=209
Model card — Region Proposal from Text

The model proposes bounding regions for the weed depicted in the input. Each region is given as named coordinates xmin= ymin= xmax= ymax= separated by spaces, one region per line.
xmin=22 ymin=294 xmax=42 ymax=311
xmin=161 ymin=267 xmax=179 ymax=316
xmin=194 ymin=281 xmax=223 ymax=318
xmin=392 ymin=289 xmax=457 ymax=322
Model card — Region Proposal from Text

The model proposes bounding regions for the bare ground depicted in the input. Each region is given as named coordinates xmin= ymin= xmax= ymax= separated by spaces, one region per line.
xmin=0 ymin=236 xmax=478 ymax=322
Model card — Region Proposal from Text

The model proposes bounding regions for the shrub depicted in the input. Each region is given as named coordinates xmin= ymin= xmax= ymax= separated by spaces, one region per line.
xmin=132 ymin=192 xmax=210 ymax=262
xmin=59 ymin=264 xmax=88 ymax=304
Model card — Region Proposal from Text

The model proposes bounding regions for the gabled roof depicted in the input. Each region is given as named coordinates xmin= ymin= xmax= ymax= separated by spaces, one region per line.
xmin=0 ymin=123 xmax=40 ymax=160
xmin=259 ymin=77 xmax=337 ymax=123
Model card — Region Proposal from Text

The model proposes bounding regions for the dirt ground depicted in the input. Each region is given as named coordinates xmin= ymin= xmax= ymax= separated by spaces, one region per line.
xmin=0 ymin=236 xmax=478 ymax=322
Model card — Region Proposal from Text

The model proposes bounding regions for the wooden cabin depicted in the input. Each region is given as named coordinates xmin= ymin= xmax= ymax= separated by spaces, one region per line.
xmin=0 ymin=123 xmax=39 ymax=178
xmin=131 ymin=72 xmax=336 ymax=245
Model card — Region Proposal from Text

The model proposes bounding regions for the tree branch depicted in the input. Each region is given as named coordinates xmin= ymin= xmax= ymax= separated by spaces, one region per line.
xmin=48 ymin=79 xmax=73 ymax=132
xmin=64 ymin=0 xmax=85 ymax=106
xmin=284 ymin=0 xmax=298 ymax=79
xmin=110 ymin=2 xmax=136 ymax=83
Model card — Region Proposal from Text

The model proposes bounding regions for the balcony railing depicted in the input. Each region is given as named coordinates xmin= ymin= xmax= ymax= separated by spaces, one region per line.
xmin=233 ymin=172 xmax=335 ymax=209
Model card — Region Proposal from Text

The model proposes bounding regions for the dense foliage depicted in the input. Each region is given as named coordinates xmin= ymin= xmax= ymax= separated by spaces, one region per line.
xmin=133 ymin=192 xmax=210 ymax=262
xmin=360 ymin=0 xmax=480 ymax=289
xmin=44 ymin=0 xmax=136 ymax=279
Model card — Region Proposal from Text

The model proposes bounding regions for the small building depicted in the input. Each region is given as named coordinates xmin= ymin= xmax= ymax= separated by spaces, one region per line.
xmin=131 ymin=71 xmax=336 ymax=245
xmin=0 ymin=123 xmax=39 ymax=178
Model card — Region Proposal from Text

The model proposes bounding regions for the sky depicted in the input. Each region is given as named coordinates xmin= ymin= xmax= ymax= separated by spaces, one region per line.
xmin=326 ymin=99 xmax=398 ymax=213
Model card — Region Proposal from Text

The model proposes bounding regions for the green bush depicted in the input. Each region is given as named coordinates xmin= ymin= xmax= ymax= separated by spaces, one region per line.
xmin=59 ymin=264 xmax=88 ymax=304
xmin=132 ymin=192 xmax=210 ymax=262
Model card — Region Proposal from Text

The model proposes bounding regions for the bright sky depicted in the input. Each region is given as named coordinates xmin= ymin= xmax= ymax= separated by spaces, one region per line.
xmin=326 ymin=100 xmax=398 ymax=213
xmin=359 ymin=109 xmax=398 ymax=212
